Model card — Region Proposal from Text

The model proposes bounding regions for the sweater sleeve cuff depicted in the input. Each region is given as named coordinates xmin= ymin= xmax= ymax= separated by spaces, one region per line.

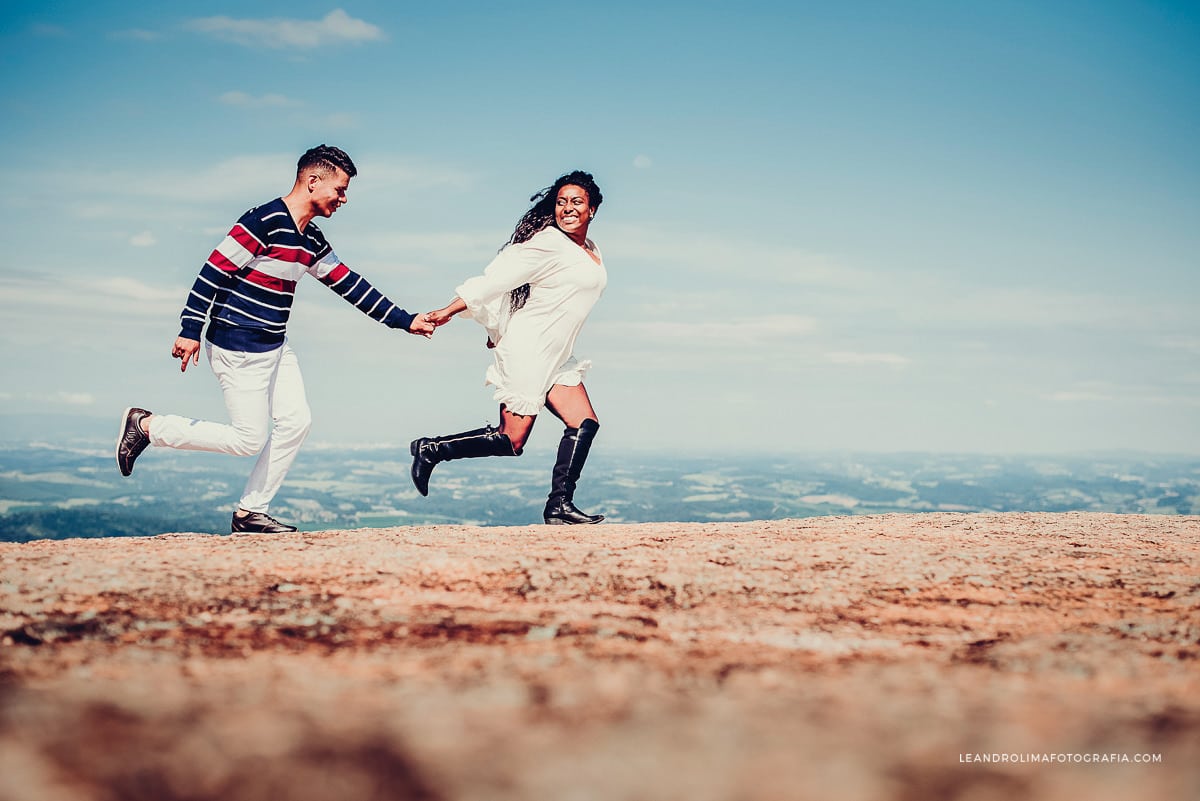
xmin=179 ymin=322 xmax=204 ymax=341
xmin=388 ymin=308 xmax=416 ymax=331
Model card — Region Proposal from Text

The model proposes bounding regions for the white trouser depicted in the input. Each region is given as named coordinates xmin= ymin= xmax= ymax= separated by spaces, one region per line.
xmin=148 ymin=341 xmax=312 ymax=513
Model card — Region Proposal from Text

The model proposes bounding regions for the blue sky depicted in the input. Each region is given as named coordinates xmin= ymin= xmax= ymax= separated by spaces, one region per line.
xmin=1 ymin=1 xmax=1198 ymax=454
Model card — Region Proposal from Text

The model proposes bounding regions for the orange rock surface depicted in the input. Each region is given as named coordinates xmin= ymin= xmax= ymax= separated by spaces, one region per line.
xmin=2 ymin=513 xmax=1198 ymax=800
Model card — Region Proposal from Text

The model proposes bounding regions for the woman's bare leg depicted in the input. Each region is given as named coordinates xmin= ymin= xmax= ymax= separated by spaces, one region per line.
xmin=545 ymin=383 xmax=598 ymax=428
xmin=498 ymin=404 xmax=537 ymax=452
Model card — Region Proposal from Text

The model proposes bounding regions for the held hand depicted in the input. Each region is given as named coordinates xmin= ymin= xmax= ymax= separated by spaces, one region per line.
xmin=424 ymin=307 xmax=457 ymax=327
xmin=172 ymin=337 xmax=201 ymax=373
xmin=407 ymin=314 xmax=437 ymax=339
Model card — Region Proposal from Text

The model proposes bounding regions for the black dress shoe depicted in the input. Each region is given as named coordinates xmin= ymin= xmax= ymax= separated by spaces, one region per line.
xmin=116 ymin=407 xmax=152 ymax=476
xmin=543 ymin=499 xmax=604 ymax=525
xmin=231 ymin=511 xmax=297 ymax=533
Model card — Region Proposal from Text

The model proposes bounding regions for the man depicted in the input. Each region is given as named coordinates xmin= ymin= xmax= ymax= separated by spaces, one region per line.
xmin=116 ymin=145 xmax=434 ymax=533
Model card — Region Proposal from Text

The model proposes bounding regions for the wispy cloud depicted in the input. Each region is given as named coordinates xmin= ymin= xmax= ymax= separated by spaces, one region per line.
xmin=30 ymin=23 xmax=68 ymax=37
xmin=111 ymin=29 xmax=161 ymax=42
xmin=0 ymin=275 xmax=180 ymax=321
xmin=620 ymin=314 xmax=817 ymax=346
xmin=42 ymin=154 xmax=290 ymax=209
xmin=50 ymin=392 xmax=95 ymax=407
xmin=313 ymin=112 xmax=359 ymax=131
xmin=1157 ymin=336 xmax=1200 ymax=355
xmin=219 ymin=91 xmax=301 ymax=108
xmin=353 ymin=230 xmax=497 ymax=263
xmin=130 ymin=231 xmax=157 ymax=247
xmin=825 ymin=351 xmax=911 ymax=368
xmin=1042 ymin=382 xmax=1200 ymax=406
xmin=186 ymin=9 xmax=385 ymax=49
xmin=0 ymin=392 xmax=97 ymax=408
xmin=1045 ymin=390 xmax=1114 ymax=403
xmin=350 ymin=159 xmax=477 ymax=191
xmin=35 ymin=153 xmax=473 ymax=216
xmin=607 ymin=222 xmax=866 ymax=290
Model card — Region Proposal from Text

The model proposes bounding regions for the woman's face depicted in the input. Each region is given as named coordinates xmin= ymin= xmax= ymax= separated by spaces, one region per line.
xmin=555 ymin=184 xmax=593 ymax=237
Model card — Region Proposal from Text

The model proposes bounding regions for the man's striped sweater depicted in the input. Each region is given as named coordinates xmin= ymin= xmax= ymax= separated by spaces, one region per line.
xmin=179 ymin=198 xmax=415 ymax=352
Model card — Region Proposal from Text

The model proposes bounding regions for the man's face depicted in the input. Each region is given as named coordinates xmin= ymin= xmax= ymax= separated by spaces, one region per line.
xmin=309 ymin=167 xmax=351 ymax=217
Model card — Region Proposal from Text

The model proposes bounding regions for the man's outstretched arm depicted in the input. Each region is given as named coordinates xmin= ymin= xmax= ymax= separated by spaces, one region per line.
xmin=317 ymin=261 xmax=434 ymax=337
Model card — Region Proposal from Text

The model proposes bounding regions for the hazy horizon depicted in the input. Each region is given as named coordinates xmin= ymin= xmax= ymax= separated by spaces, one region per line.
xmin=3 ymin=437 xmax=1197 ymax=541
xmin=4 ymin=411 xmax=1200 ymax=459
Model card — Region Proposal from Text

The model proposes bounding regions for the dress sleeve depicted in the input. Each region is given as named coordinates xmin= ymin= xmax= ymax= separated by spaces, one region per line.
xmin=455 ymin=237 xmax=556 ymax=319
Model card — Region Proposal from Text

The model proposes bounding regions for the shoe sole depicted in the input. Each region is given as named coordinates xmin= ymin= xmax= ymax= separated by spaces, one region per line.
xmin=231 ymin=528 xmax=298 ymax=534
xmin=116 ymin=406 xmax=135 ymax=476
xmin=544 ymin=516 xmax=605 ymax=525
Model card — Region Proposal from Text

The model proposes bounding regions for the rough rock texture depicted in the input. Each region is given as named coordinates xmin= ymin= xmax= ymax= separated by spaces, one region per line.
xmin=1 ymin=513 xmax=1198 ymax=801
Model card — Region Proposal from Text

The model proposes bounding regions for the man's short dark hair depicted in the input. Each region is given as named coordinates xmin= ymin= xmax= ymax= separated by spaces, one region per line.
xmin=297 ymin=145 xmax=357 ymax=178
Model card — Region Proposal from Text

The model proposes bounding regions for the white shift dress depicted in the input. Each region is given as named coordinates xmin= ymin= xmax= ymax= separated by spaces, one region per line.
xmin=456 ymin=226 xmax=607 ymax=416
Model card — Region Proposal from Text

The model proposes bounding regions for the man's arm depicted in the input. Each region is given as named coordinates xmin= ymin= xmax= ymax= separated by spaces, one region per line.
xmin=316 ymin=261 xmax=434 ymax=337
xmin=175 ymin=222 xmax=261 ymax=370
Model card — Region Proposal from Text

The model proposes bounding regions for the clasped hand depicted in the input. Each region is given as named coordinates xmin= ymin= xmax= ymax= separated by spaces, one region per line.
xmin=423 ymin=306 xmax=458 ymax=327
xmin=407 ymin=304 xmax=459 ymax=339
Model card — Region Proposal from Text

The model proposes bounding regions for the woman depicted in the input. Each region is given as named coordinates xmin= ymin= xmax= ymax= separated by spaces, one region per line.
xmin=413 ymin=170 xmax=607 ymax=524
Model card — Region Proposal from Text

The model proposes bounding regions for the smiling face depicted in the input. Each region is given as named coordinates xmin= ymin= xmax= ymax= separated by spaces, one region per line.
xmin=554 ymin=184 xmax=594 ymax=238
xmin=308 ymin=167 xmax=351 ymax=218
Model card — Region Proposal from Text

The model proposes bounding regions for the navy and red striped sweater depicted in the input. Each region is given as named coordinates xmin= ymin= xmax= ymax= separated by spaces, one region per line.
xmin=179 ymin=198 xmax=415 ymax=352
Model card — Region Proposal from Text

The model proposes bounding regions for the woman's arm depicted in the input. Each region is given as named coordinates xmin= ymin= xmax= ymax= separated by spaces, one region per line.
xmin=456 ymin=237 xmax=555 ymax=315
xmin=426 ymin=297 xmax=467 ymax=326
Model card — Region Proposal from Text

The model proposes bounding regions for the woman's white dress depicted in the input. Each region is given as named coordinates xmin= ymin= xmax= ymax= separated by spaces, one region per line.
xmin=456 ymin=227 xmax=607 ymax=416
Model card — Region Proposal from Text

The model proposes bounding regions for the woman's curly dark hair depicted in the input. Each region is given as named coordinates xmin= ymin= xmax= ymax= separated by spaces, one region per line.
xmin=506 ymin=170 xmax=603 ymax=313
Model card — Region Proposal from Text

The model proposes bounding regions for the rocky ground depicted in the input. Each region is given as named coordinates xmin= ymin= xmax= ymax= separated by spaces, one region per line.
xmin=1 ymin=512 xmax=1198 ymax=801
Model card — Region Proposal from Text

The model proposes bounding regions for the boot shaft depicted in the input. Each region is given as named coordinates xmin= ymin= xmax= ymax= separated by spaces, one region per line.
xmin=420 ymin=426 xmax=516 ymax=463
xmin=410 ymin=425 xmax=517 ymax=497
xmin=548 ymin=418 xmax=600 ymax=502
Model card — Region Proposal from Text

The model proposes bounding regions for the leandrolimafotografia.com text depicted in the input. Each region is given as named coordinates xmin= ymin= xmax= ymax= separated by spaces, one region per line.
xmin=960 ymin=753 xmax=1163 ymax=765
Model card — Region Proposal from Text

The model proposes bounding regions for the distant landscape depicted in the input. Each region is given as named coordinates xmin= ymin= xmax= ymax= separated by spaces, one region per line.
xmin=2 ymin=420 xmax=1196 ymax=541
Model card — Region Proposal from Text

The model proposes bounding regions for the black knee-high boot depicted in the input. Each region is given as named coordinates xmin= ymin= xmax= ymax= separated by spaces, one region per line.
xmin=543 ymin=418 xmax=604 ymax=525
xmin=410 ymin=426 xmax=517 ymax=496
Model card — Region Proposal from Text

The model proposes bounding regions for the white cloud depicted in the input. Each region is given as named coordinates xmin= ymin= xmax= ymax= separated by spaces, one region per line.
xmin=0 ymin=275 xmax=180 ymax=320
xmin=6 ymin=392 xmax=98 ymax=407
xmin=90 ymin=277 xmax=182 ymax=305
xmin=607 ymin=221 xmax=871 ymax=290
xmin=43 ymin=154 xmax=290 ymax=208
xmin=352 ymin=230 xmax=498 ymax=263
xmin=621 ymin=314 xmax=817 ymax=346
xmin=219 ymin=91 xmax=300 ymax=108
xmin=111 ymin=29 xmax=161 ymax=41
xmin=633 ymin=154 xmax=653 ymax=169
xmin=1157 ymin=336 xmax=1200 ymax=355
xmin=1045 ymin=391 xmax=1113 ymax=403
xmin=31 ymin=23 xmax=68 ymax=37
xmin=1040 ymin=382 xmax=1199 ymax=406
xmin=51 ymin=392 xmax=95 ymax=406
xmin=314 ymin=112 xmax=359 ymax=131
xmin=130 ymin=231 xmax=157 ymax=247
xmin=37 ymin=153 xmax=473 ymax=216
xmin=186 ymin=9 xmax=385 ymax=49
xmin=349 ymin=159 xmax=477 ymax=191
xmin=825 ymin=351 xmax=911 ymax=368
